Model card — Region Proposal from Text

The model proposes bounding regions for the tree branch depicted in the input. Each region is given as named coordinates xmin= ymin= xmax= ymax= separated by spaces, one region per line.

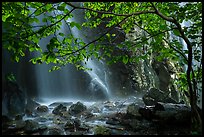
xmin=56 ymin=15 xmax=132 ymax=57
xmin=150 ymin=2 xmax=175 ymax=23
xmin=21 ymin=7 xmax=76 ymax=39
xmin=66 ymin=2 xmax=155 ymax=17
xmin=133 ymin=22 xmax=188 ymax=62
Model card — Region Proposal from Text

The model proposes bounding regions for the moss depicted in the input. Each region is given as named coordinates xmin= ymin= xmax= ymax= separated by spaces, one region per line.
xmin=94 ymin=125 xmax=111 ymax=135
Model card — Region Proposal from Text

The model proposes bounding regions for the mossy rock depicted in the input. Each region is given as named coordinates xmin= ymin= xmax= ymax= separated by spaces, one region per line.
xmin=94 ymin=125 xmax=111 ymax=135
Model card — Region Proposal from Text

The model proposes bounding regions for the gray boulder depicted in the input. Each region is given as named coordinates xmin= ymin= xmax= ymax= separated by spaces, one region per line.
xmin=36 ymin=105 xmax=48 ymax=113
xmin=52 ymin=104 xmax=67 ymax=115
xmin=24 ymin=120 xmax=39 ymax=133
xmin=126 ymin=103 xmax=141 ymax=117
xmin=68 ymin=102 xmax=87 ymax=115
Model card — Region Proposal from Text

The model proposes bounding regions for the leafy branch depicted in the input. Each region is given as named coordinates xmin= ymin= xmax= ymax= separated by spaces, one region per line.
xmin=56 ymin=15 xmax=132 ymax=57
xmin=21 ymin=7 xmax=76 ymax=39
xmin=66 ymin=2 xmax=155 ymax=17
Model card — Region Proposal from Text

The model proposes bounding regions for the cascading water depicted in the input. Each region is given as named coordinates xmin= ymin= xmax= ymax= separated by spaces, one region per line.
xmin=30 ymin=3 xmax=111 ymax=103
xmin=66 ymin=4 xmax=111 ymax=100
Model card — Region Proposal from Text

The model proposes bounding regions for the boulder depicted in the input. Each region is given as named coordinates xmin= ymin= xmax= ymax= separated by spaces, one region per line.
xmin=142 ymin=88 xmax=172 ymax=106
xmin=49 ymin=102 xmax=73 ymax=108
xmin=138 ymin=107 xmax=154 ymax=120
xmin=94 ymin=125 xmax=111 ymax=135
xmin=152 ymin=60 xmax=171 ymax=92
xmin=24 ymin=120 xmax=40 ymax=133
xmin=126 ymin=103 xmax=141 ymax=117
xmin=25 ymin=98 xmax=40 ymax=116
xmin=36 ymin=105 xmax=49 ymax=113
xmin=64 ymin=118 xmax=81 ymax=131
xmin=52 ymin=104 xmax=67 ymax=115
xmin=68 ymin=102 xmax=87 ymax=115
xmin=42 ymin=127 xmax=65 ymax=135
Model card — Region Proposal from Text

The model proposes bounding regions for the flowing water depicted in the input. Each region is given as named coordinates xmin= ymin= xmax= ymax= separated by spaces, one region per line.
xmin=29 ymin=3 xmax=113 ymax=103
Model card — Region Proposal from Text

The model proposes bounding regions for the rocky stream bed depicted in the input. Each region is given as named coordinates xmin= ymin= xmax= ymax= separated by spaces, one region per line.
xmin=2 ymin=96 xmax=192 ymax=135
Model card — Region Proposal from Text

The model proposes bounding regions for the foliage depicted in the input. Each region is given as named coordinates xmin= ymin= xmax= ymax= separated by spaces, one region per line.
xmin=5 ymin=73 xmax=16 ymax=82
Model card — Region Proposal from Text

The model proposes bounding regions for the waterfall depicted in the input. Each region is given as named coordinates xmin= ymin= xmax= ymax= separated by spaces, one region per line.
xmin=67 ymin=3 xmax=111 ymax=100
xmin=29 ymin=3 xmax=110 ymax=102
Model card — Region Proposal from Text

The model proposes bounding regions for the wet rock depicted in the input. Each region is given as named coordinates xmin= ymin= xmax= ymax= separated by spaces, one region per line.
xmin=60 ymin=111 xmax=71 ymax=119
xmin=68 ymin=102 xmax=87 ymax=115
xmin=53 ymin=116 xmax=67 ymax=125
xmin=36 ymin=105 xmax=48 ymax=113
xmin=106 ymin=118 xmax=120 ymax=125
xmin=104 ymin=101 xmax=116 ymax=108
xmin=128 ymin=119 xmax=146 ymax=131
xmin=24 ymin=120 xmax=39 ymax=133
xmin=64 ymin=118 xmax=81 ymax=131
xmin=70 ymin=131 xmax=84 ymax=135
xmin=25 ymin=98 xmax=40 ymax=114
xmin=64 ymin=119 xmax=75 ymax=130
xmin=80 ymin=111 xmax=94 ymax=119
xmin=88 ymin=78 xmax=109 ymax=101
xmin=142 ymin=88 xmax=167 ymax=106
xmin=138 ymin=107 xmax=154 ymax=120
xmin=143 ymin=96 xmax=157 ymax=106
xmin=153 ymin=102 xmax=165 ymax=111
xmin=49 ymin=102 xmax=73 ymax=108
xmin=94 ymin=125 xmax=111 ymax=135
xmin=126 ymin=103 xmax=141 ymax=117
xmin=42 ymin=127 xmax=65 ymax=135
xmin=52 ymin=104 xmax=67 ymax=115
xmin=88 ymin=106 xmax=101 ymax=113
xmin=15 ymin=120 xmax=26 ymax=129
xmin=152 ymin=60 xmax=171 ymax=91
xmin=15 ymin=114 xmax=24 ymax=120
xmin=153 ymin=103 xmax=191 ymax=125
xmin=2 ymin=81 xmax=26 ymax=117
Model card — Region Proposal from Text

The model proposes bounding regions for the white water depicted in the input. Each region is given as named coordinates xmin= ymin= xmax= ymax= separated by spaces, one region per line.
xmin=30 ymin=3 xmax=111 ymax=102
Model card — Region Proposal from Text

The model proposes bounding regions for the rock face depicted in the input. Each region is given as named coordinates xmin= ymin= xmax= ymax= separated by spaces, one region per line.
xmin=142 ymin=88 xmax=178 ymax=106
xmin=152 ymin=60 xmax=171 ymax=92
xmin=68 ymin=102 xmax=87 ymax=115
xmin=88 ymin=78 xmax=109 ymax=101
xmin=2 ymin=81 xmax=26 ymax=117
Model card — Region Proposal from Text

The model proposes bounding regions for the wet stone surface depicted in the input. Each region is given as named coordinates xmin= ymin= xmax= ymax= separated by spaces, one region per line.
xmin=2 ymin=97 xmax=192 ymax=135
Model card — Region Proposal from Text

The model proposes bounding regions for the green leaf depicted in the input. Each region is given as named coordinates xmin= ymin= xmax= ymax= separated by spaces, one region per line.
xmin=57 ymin=6 xmax=64 ymax=11
xmin=70 ymin=22 xmax=82 ymax=30
xmin=173 ymin=29 xmax=180 ymax=36
xmin=42 ymin=17 xmax=47 ymax=22
xmin=49 ymin=66 xmax=61 ymax=72
xmin=122 ymin=55 xmax=129 ymax=64
xmin=59 ymin=32 xmax=64 ymax=37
